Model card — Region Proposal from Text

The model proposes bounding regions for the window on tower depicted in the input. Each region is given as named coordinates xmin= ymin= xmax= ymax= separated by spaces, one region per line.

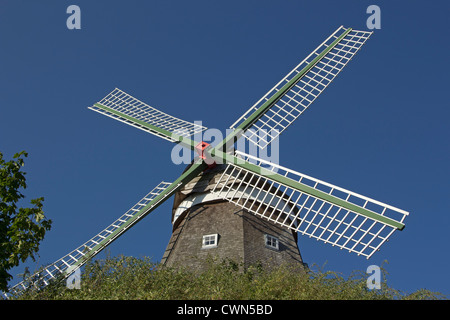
xmin=202 ymin=234 xmax=219 ymax=249
xmin=264 ymin=234 xmax=279 ymax=251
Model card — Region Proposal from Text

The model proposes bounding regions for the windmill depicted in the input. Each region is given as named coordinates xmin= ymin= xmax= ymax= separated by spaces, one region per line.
xmin=5 ymin=26 xmax=409 ymax=297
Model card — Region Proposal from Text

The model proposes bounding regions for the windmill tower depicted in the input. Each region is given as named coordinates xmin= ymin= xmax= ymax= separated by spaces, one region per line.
xmin=5 ymin=26 xmax=410 ymax=297
xmin=161 ymin=163 xmax=304 ymax=271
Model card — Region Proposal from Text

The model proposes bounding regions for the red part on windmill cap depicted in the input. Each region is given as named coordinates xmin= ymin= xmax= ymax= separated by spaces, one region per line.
xmin=195 ymin=141 xmax=216 ymax=169
xmin=195 ymin=141 xmax=210 ymax=159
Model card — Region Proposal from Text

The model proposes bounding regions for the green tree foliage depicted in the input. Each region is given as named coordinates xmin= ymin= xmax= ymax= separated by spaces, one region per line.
xmin=0 ymin=151 xmax=52 ymax=292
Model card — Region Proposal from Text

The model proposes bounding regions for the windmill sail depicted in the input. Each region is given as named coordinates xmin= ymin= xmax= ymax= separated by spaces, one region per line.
xmin=211 ymin=151 xmax=409 ymax=259
xmin=228 ymin=26 xmax=372 ymax=150
xmin=5 ymin=181 xmax=173 ymax=298
xmin=89 ymin=88 xmax=207 ymax=146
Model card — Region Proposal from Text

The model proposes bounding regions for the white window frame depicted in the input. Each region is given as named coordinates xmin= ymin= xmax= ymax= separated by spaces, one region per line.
xmin=264 ymin=234 xmax=279 ymax=251
xmin=202 ymin=234 xmax=218 ymax=249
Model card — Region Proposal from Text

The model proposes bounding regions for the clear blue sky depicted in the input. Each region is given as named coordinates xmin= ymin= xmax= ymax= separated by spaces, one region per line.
xmin=1 ymin=1 xmax=449 ymax=296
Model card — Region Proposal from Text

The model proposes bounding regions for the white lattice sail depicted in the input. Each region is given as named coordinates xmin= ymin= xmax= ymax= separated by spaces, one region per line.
xmin=231 ymin=26 xmax=373 ymax=150
xmin=89 ymin=88 xmax=207 ymax=142
xmin=5 ymin=181 xmax=173 ymax=298
xmin=212 ymin=151 xmax=409 ymax=259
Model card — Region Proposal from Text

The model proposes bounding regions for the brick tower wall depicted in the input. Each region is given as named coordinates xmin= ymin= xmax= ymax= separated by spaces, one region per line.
xmin=162 ymin=200 xmax=304 ymax=271
xmin=161 ymin=163 xmax=304 ymax=271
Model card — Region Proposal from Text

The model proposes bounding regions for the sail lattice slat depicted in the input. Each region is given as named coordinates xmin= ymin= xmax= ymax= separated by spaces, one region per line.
xmin=89 ymin=88 xmax=206 ymax=142
xmin=231 ymin=26 xmax=373 ymax=149
xmin=212 ymin=151 xmax=408 ymax=259
xmin=5 ymin=181 xmax=173 ymax=298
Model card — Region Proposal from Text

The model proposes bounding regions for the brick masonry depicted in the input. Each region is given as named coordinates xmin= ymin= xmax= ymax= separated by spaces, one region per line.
xmin=161 ymin=163 xmax=305 ymax=271
xmin=162 ymin=200 xmax=304 ymax=271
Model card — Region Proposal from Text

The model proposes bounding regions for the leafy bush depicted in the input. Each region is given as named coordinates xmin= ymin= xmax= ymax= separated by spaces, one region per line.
xmin=14 ymin=255 xmax=445 ymax=300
